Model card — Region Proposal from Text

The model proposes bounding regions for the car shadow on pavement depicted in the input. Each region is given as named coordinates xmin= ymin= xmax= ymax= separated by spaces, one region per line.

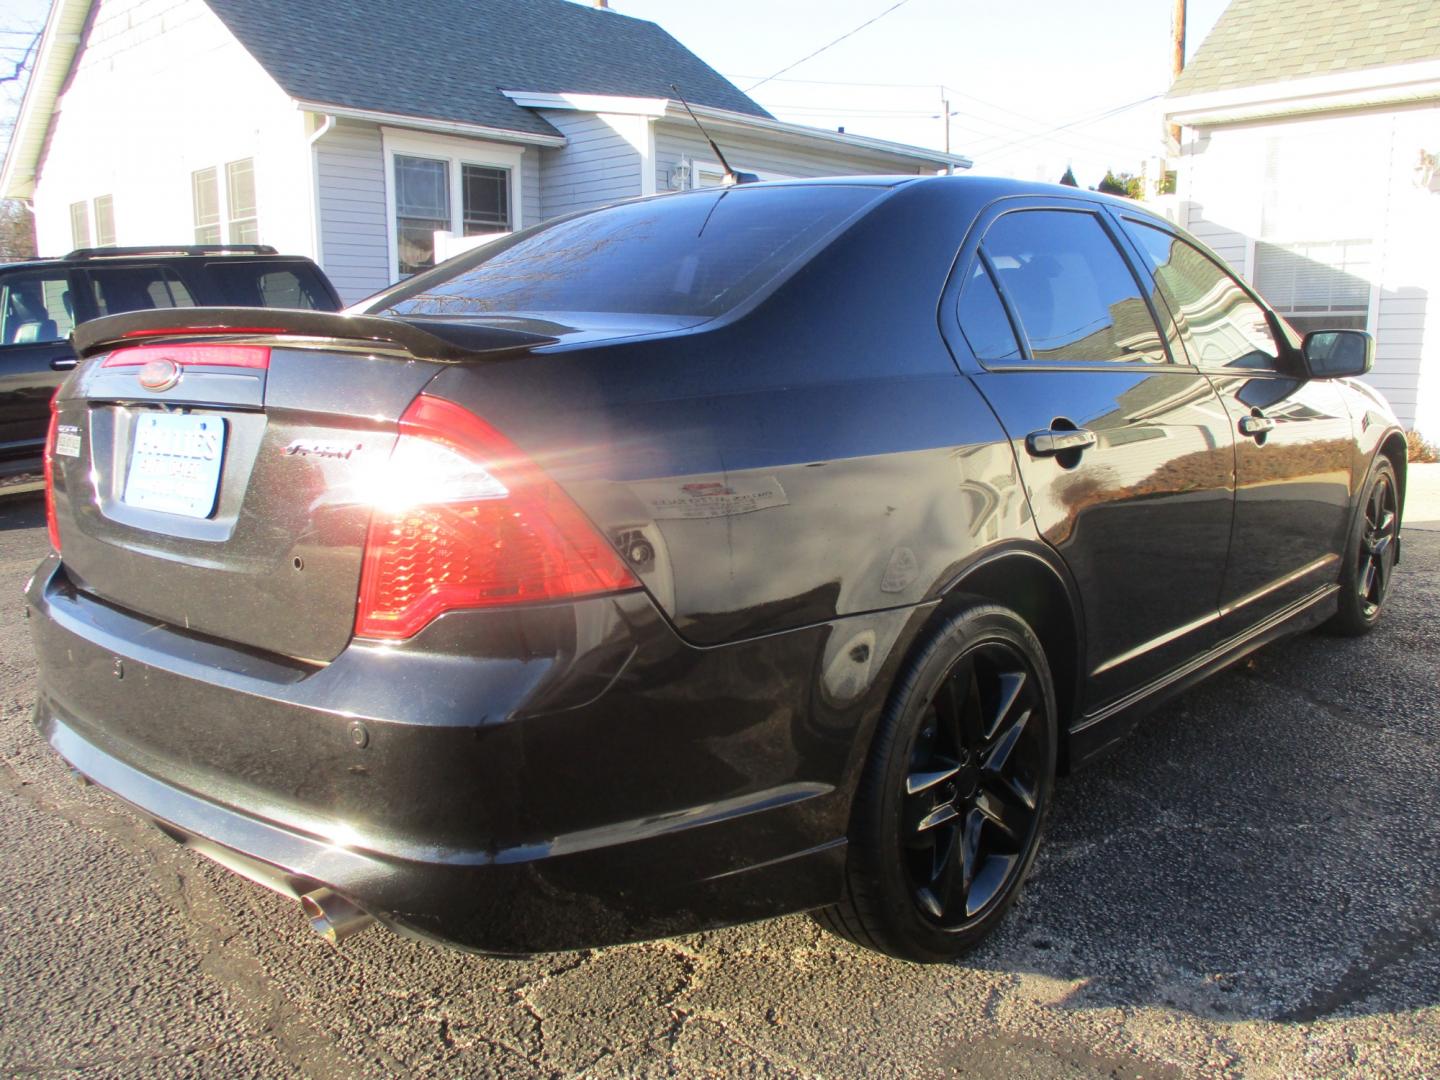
xmin=0 ymin=495 xmax=45 ymax=532
xmin=971 ymin=532 xmax=1440 ymax=1025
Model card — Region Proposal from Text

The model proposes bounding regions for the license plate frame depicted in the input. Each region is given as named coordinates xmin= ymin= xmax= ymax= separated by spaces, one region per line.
xmin=122 ymin=412 xmax=227 ymax=519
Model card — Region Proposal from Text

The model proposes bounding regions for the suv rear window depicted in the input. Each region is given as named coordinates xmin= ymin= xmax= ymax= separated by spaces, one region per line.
xmin=376 ymin=185 xmax=885 ymax=319
xmin=85 ymin=266 xmax=196 ymax=316
xmin=206 ymin=263 xmax=333 ymax=310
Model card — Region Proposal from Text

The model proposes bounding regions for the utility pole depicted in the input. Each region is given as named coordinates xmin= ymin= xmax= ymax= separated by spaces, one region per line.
xmin=940 ymin=88 xmax=954 ymax=175
xmin=1168 ymin=0 xmax=1186 ymax=147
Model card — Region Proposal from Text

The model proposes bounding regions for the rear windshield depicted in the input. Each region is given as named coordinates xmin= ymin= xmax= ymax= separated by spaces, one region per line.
xmin=374 ymin=185 xmax=884 ymax=319
xmin=206 ymin=262 xmax=336 ymax=310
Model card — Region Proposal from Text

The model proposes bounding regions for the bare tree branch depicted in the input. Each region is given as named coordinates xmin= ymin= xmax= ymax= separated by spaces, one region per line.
xmin=0 ymin=31 xmax=38 ymax=86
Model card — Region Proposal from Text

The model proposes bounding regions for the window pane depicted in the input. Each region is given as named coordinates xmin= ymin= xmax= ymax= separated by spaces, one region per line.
xmin=0 ymin=271 xmax=75 ymax=345
xmin=94 ymin=195 xmax=116 ymax=247
xmin=983 ymin=210 xmax=1164 ymax=363
xmin=206 ymin=263 xmax=332 ymax=310
xmin=395 ymin=155 xmax=450 ymax=275
xmin=70 ymin=202 xmax=90 ymax=249
xmin=226 ymin=158 xmax=258 ymax=243
xmin=957 ymin=260 xmax=1020 ymax=361
xmin=1253 ymin=240 xmax=1370 ymax=321
xmin=1128 ymin=222 xmax=1280 ymax=371
xmin=86 ymin=266 xmax=196 ymax=317
xmin=380 ymin=185 xmax=883 ymax=319
xmin=193 ymin=167 xmax=219 ymax=243
xmin=462 ymin=165 xmax=510 ymax=234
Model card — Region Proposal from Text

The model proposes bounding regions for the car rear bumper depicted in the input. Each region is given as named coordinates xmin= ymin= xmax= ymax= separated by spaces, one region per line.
xmin=24 ymin=556 xmax=901 ymax=953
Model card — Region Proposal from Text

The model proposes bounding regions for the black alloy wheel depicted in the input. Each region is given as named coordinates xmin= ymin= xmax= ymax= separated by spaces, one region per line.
xmin=1325 ymin=456 xmax=1399 ymax=637
xmin=902 ymin=641 xmax=1048 ymax=929
xmin=815 ymin=604 xmax=1057 ymax=962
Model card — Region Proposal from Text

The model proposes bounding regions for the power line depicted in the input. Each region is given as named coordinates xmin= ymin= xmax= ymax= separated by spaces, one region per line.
xmin=745 ymin=0 xmax=917 ymax=92
xmin=966 ymin=94 xmax=1163 ymax=158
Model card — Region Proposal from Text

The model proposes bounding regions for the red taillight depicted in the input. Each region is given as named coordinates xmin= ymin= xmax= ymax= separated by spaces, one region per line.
xmin=354 ymin=395 xmax=639 ymax=640
xmin=101 ymin=344 xmax=271 ymax=369
xmin=44 ymin=392 xmax=61 ymax=552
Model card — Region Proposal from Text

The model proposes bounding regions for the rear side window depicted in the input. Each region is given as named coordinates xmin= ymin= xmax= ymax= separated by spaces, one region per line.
xmin=85 ymin=266 xmax=196 ymax=317
xmin=0 ymin=270 xmax=76 ymax=345
xmin=206 ymin=263 xmax=334 ymax=310
xmin=957 ymin=260 xmax=1021 ymax=361
xmin=376 ymin=185 xmax=885 ymax=319
xmin=1125 ymin=221 xmax=1281 ymax=371
xmin=981 ymin=209 xmax=1166 ymax=363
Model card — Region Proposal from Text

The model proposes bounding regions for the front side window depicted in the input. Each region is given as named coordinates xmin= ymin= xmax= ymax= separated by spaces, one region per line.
xmin=70 ymin=202 xmax=90 ymax=249
xmin=395 ymin=155 xmax=450 ymax=276
xmin=226 ymin=159 xmax=258 ymax=244
xmin=981 ymin=210 xmax=1166 ymax=363
xmin=1127 ymin=221 xmax=1281 ymax=371
xmin=376 ymin=185 xmax=883 ymax=319
xmin=0 ymin=270 xmax=75 ymax=345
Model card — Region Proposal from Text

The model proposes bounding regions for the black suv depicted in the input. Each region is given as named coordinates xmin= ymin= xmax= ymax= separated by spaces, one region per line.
xmin=1 ymin=245 xmax=341 ymax=491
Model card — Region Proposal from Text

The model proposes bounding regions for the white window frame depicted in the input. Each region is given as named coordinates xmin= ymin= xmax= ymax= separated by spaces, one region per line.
xmin=192 ymin=159 xmax=258 ymax=245
xmin=382 ymin=128 xmax=525 ymax=279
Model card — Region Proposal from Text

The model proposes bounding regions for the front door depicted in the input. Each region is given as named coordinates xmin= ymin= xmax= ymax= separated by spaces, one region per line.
xmin=0 ymin=268 xmax=78 ymax=468
xmin=1118 ymin=218 xmax=1354 ymax=631
xmin=951 ymin=203 xmax=1237 ymax=711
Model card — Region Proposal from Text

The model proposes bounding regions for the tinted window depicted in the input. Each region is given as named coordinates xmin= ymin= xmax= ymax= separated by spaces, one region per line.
xmin=0 ymin=270 xmax=75 ymax=345
xmin=86 ymin=266 xmax=196 ymax=317
xmin=207 ymin=263 xmax=334 ymax=310
xmin=957 ymin=260 xmax=1020 ymax=361
xmin=981 ymin=210 xmax=1165 ymax=363
xmin=1127 ymin=221 xmax=1281 ymax=371
xmin=378 ymin=186 xmax=884 ymax=319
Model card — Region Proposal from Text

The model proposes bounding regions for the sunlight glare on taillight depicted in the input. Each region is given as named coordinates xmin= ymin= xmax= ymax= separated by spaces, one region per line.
xmin=354 ymin=395 xmax=638 ymax=640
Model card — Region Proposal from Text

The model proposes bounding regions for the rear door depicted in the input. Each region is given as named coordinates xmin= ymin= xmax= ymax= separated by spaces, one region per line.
xmin=1118 ymin=217 xmax=1354 ymax=630
xmin=947 ymin=200 xmax=1237 ymax=710
xmin=0 ymin=266 xmax=78 ymax=464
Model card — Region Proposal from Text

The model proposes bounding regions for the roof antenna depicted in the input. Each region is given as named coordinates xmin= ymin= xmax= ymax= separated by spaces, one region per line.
xmin=670 ymin=85 xmax=758 ymax=186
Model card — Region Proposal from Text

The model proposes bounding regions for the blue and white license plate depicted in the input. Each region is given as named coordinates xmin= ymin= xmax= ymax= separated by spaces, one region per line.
xmin=123 ymin=412 xmax=226 ymax=518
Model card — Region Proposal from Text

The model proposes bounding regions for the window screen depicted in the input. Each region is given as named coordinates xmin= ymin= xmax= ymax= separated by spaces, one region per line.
xmin=193 ymin=167 xmax=220 ymax=245
xmin=379 ymin=185 xmax=883 ymax=319
xmin=226 ymin=159 xmax=258 ymax=244
xmin=981 ymin=210 xmax=1164 ymax=363
xmin=395 ymin=155 xmax=449 ymax=276
xmin=1127 ymin=222 xmax=1281 ymax=371
xmin=94 ymin=195 xmax=116 ymax=247
xmin=70 ymin=202 xmax=90 ymax=249
xmin=462 ymin=165 xmax=510 ymax=235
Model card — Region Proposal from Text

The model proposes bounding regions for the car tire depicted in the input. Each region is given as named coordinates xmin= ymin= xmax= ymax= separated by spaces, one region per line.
xmin=1324 ymin=456 xmax=1399 ymax=638
xmin=814 ymin=603 xmax=1057 ymax=962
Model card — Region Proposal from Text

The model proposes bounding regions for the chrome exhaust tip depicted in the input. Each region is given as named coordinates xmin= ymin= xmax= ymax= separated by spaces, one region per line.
xmin=300 ymin=888 xmax=375 ymax=945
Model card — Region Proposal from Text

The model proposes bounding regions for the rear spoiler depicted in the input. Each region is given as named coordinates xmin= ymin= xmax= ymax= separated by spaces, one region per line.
xmin=71 ymin=307 xmax=559 ymax=362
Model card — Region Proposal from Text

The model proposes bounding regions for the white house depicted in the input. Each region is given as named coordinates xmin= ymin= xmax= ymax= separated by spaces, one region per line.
xmin=1164 ymin=0 xmax=1440 ymax=437
xmin=1 ymin=0 xmax=969 ymax=305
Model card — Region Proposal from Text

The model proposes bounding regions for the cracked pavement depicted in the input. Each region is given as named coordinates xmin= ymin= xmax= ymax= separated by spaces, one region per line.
xmin=1 ymin=490 xmax=1438 ymax=1078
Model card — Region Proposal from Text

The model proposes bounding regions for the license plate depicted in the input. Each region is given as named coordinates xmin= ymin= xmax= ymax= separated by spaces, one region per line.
xmin=123 ymin=412 xmax=226 ymax=518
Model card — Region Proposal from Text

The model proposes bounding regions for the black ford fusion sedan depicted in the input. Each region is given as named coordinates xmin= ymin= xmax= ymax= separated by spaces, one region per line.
xmin=29 ymin=177 xmax=1405 ymax=962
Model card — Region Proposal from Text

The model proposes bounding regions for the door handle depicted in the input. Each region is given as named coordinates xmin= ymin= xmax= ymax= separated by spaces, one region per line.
xmin=1026 ymin=428 xmax=1097 ymax=457
xmin=1239 ymin=414 xmax=1275 ymax=437
xmin=49 ymin=357 xmax=78 ymax=371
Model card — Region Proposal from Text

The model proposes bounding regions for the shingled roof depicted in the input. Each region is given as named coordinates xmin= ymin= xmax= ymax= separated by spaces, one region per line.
xmin=204 ymin=0 xmax=771 ymax=137
xmin=1169 ymin=0 xmax=1440 ymax=98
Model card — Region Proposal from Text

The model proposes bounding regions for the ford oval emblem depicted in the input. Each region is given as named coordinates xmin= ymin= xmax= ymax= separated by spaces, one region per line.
xmin=137 ymin=357 xmax=182 ymax=392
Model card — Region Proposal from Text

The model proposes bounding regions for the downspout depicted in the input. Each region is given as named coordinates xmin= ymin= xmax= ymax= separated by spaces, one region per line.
xmin=306 ymin=112 xmax=336 ymax=267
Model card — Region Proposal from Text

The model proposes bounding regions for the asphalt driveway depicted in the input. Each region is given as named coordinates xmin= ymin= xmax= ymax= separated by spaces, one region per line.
xmin=1 ymin=488 xmax=1437 ymax=1078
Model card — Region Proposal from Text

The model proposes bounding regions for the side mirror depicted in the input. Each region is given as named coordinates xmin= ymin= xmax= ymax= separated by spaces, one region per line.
xmin=1302 ymin=329 xmax=1373 ymax=378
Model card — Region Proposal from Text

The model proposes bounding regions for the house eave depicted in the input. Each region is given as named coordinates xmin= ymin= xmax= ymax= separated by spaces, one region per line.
xmin=1165 ymin=57 xmax=1440 ymax=128
xmin=292 ymin=100 xmax=568 ymax=148
xmin=0 ymin=0 xmax=92 ymax=201
xmin=501 ymin=89 xmax=972 ymax=169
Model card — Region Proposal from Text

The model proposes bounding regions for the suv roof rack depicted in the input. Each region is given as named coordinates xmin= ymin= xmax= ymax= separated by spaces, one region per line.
xmin=63 ymin=244 xmax=280 ymax=259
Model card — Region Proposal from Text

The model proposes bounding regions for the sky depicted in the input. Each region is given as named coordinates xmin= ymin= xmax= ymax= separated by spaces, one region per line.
xmin=0 ymin=0 xmax=1229 ymax=188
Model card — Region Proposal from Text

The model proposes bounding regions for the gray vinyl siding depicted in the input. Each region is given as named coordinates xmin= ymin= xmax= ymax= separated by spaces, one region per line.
xmin=314 ymin=119 xmax=390 ymax=304
xmin=652 ymin=120 xmax=932 ymax=193
xmin=537 ymin=111 xmax=641 ymax=219
xmin=314 ymin=120 xmax=544 ymax=305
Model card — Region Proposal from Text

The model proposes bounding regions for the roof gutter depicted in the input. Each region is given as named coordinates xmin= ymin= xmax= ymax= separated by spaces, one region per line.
xmin=291 ymin=99 xmax=566 ymax=148
xmin=501 ymin=90 xmax=971 ymax=170
xmin=1166 ymin=58 xmax=1440 ymax=127
xmin=0 ymin=0 xmax=92 ymax=202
